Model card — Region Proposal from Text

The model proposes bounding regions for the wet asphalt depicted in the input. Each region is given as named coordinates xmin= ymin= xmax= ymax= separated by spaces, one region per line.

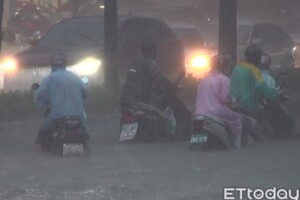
xmin=0 ymin=113 xmax=299 ymax=200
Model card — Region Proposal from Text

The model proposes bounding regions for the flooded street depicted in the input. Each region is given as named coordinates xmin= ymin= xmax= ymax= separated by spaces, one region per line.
xmin=0 ymin=113 xmax=299 ymax=200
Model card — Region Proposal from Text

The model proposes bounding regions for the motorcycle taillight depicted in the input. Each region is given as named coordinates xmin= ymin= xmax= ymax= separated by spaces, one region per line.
xmin=193 ymin=116 xmax=205 ymax=132
xmin=122 ymin=110 xmax=137 ymax=122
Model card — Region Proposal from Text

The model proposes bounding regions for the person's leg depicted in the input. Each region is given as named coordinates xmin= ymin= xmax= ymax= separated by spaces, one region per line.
xmin=213 ymin=108 xmax=243 ymax=149
xmin=35 ymin=116 xmax=60 ymax=149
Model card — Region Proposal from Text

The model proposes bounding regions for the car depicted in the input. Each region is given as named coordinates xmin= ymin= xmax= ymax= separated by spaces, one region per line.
xmin=199 ymin=21 xmax=297 ymax=78
xmin=1 ymin=16 xmax=185 ymax=91
xmin=58 ymin=0 xmax=104 ymax=18
xmin=168 ymin=21 xmax=296 ymax=79
xmin=170 ymin=24 xmax=215 ymax=78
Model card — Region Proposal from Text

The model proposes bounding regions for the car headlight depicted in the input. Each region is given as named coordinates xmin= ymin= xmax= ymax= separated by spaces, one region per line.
xmin=0 ymin=57 xmax=18 ymax=74
xmin=69 ymin=57 xmax=101 ymax=76
xmin=293 ymin=46 xmax=297 ymax=53
xmin=186 ymin=54 xmax=211 ymax=78
xmin=292 ymin=46 xmax=298 ymax=56
xmin=191 ymin=55 xmax=210 ymax=69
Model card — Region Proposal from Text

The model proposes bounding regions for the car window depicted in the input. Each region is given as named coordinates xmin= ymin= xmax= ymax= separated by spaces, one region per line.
xmin=201 ymin=24 xmax=250 ymax=47
xmin=119 ymin=18 xmax=174 ymax=58
xmin=121 ymin=18 xmax=174 ymax=44
xmin=172 ymin=28 xmax=205 ymax=48
xmin=39 ymin=7 xmax=63 ymax=24
xmin=118 ymin=18 xmax=176 ymax=72
xmin=38 ymin=19 xmax=103 ymax=48
xmin=80 ymin=2 xmax=105 ymax=16
xmin=251 ymin=24 xmax=292 ymax=44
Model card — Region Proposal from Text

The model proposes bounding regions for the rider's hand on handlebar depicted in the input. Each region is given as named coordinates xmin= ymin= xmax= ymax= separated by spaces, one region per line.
xmin=31 ymin=83 xmax=40 ymax=90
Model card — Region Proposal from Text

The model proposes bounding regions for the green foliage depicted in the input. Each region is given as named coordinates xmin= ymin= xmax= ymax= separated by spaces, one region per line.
xmin=0 ymin=90 xmax=41 ymax=121
xmin=0 ymin=77 xmax=201 ymax=121
xmin=0 ymin=85 xmax=120 ymax=121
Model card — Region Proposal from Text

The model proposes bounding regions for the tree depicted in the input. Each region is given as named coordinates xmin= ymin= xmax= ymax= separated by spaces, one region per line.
xmin=218 ymin=0 xmax=237 ymax=64
xmin=103 ymin=0 xmax=120 ymax=97
xmin=0 ymin=0 xmax=4 ymax=55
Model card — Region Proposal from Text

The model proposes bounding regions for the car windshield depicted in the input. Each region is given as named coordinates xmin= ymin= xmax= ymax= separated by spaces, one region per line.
xmin=172 ymin=28 xmax=205 ymax=48
xmin=39 ymin=7 xmax=63 ymax=23
xmin=38 ymin=19 xmax=104 ymax=48
xmin=201 ymin=24 xmax=250 ymax=47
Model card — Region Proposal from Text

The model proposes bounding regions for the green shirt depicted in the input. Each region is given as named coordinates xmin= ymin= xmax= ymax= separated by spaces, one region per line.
xmin=230 ymin=61 xmax=279 ymax=112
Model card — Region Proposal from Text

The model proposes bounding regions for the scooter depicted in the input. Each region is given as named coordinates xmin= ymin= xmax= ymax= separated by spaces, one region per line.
xmin=44 ymin=115 xmax=88 ymax=156
xmin=189 ymin=110 xmax=266 ymax=151
xmin=189 ymin=114 xmax=234 ymax=151
xmin=119 ymin=71 xmax=192 ymax=142
xmin=262 ymin=80 xmax=293 ymax=139
xmin=188 ymin=81 xmax=293 ymax=151
xmin=31 ymin=77 xmax=89 ymax=156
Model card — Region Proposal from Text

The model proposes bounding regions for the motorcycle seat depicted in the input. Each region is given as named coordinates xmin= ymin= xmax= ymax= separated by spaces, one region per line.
xmin=202 ymin=114 xmax=228 ymax=130
xmin=58 ymin=116 xmax=82 ymax=129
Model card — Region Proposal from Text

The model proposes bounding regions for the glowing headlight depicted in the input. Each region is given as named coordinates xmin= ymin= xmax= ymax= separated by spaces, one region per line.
xmin=0 ymin=57 xmax=18 ymax=73
xmin=186 ymin=54 xmax=211 ymax=79
xmin=191 ymin=55 xmax=209 ymax=69
xmin=293 ymin=46 xmax=297 ymax=54
xmin=69 ymin=57 xmax=101 ymax=76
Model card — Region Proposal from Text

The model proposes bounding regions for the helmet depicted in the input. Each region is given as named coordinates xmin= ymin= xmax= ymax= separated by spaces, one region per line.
xmin=210 ymin=54 xmax=232 ymax=70
xmin=50 ymin=52 xmax=67 ymax=68
xmin=244 ymin=45 xmax=263 ymax=65
xmin=259 ymin=53 xmax=271 ymax=70
xmin=141 ymin=39 xmax=157 ymax=57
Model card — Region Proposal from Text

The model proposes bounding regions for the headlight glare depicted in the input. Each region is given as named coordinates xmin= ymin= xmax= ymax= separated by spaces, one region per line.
xmin=191 ymin=55 xmax=210 ymax=69
xmin=186 ymin=53 xmax=211 ymax=78
xmin=0 ymin=57 xmax=18 ymax=73
xmin=69 ymin=57 xmax=101 ymax=76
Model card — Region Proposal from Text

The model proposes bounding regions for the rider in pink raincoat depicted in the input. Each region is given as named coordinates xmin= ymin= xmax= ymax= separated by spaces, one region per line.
xmin=195 ymin=55 xmax=242 ymax=148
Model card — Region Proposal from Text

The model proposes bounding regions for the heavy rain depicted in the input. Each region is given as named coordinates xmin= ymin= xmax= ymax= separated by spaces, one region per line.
xmin=0 ymin=0 xmax=300 ymax=200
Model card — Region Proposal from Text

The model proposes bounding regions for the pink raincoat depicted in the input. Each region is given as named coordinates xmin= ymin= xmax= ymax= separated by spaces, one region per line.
xmin=195 ymin=72 xmax=242 ymax=148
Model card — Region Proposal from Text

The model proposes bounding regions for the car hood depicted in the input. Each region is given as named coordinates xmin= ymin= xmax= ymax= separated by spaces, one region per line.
xmin=15 ymin=46 xmax=104 ymax=67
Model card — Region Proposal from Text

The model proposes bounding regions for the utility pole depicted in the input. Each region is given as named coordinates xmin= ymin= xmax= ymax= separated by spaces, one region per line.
xmin=218 ymin=0 xmax=237 ymax=64
xmin=104 ymin=0 xmax=120 ymax=96
xmin=0 ymin=0 xmax=4 ymax=55
xmin=72 ymin=0 xmax=80 ymax=17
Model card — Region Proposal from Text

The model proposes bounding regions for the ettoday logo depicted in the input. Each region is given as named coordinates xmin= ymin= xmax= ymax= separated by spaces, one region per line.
xmin=224 ymin=187 xmax=300 ymax=200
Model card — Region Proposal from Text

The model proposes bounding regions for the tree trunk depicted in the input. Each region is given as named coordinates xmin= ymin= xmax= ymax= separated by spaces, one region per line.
xmin=104 ymin=0 xmax=120 ymax=98
xmin=218 ymin=0 xmax=237 ymax=64
xmin=0 ymin=0 xmax=4 ymax=55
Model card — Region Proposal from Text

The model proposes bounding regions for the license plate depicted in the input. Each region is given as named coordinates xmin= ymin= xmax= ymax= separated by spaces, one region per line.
xmin=119 ymin=123 xmax=138 ymax=141
xmin=63 ymin=143 xmax=84 ymax=156
xmin=190 ymin=134 xmax=208 ymax=144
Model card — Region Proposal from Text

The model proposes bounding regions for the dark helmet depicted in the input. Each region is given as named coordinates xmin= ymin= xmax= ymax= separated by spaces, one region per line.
xmin=141 ymin=39 xmax=157 ymax=57
xmin=210 ymin=54 xmax=232 ymax=71
xmin=244 ymin=45 xmax=263 ymax=65
xmin=50 ymin=52 xmax=67 ymax=68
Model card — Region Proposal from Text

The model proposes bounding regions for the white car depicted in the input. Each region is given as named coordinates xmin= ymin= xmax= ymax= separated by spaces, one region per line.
xmin=171 ymin=24 xmax=216 ymax=78
xmin=171 ymin=21 xmax=296 ymax=79
xmin=200 ymin=21 xmax=296 ymax=78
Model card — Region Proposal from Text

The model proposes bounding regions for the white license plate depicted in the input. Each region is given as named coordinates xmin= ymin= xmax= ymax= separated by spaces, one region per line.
xmin=119 ymin=123 xmax=138 ymax=141
xmin=190 ymin=134 xmax=208 ymax=144
xmin=63 ymin=143 xmax=84 ymax=156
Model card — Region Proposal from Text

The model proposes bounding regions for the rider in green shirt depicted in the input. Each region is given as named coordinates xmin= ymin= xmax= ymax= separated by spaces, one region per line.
xmin=230 ymin=46 xmax=279 ymax=115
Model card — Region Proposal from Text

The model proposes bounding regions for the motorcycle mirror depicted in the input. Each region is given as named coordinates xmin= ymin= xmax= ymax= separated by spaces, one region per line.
xmin=31 ymin=83 xmax=40 ymax=90
xmin=81 ymin=77 xmax=89 ymax=84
